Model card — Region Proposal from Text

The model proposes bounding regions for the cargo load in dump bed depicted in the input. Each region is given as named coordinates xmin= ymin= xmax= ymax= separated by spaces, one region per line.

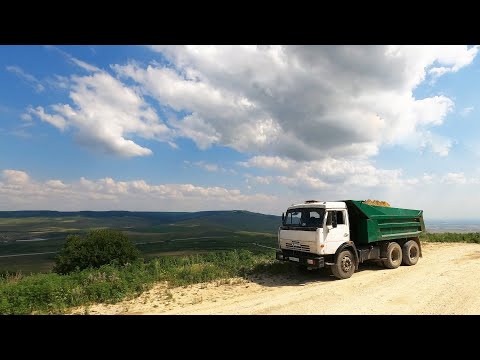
xmin=344 ymin=200 xmax=425 ymax=245
xmin=276 ymin=200 xmax=425 ymax=280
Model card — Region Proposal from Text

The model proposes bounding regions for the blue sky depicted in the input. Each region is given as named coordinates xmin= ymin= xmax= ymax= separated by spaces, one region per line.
xmin=1 ymin=45 xmax=480 ymax=219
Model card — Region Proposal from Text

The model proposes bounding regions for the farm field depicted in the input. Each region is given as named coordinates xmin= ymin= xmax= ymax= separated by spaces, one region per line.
xmin=0 ymin=210 xmax=280 ymax=273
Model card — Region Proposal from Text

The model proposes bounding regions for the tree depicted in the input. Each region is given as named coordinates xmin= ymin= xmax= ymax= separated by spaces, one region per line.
xmin=54 ymin=229 xmax=141 ymax=274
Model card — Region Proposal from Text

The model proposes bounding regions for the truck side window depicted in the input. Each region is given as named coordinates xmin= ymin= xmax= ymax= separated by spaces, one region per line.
xmin=336 ymin=211 xmax=345 ymax=225
xmin=326 ymin=211 xmax=332 ymax=225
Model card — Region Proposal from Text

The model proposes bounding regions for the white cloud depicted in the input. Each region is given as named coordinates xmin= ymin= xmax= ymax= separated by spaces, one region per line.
xmin=32 ymin=46 xmax=477 ymax=162
xmin=245 ymin=174 xmax=273 ymax=185
xmin=277 ymin=173 xmax=330 ymax=190
xmin=418 ymin=131 xmax=453 ymax=157
xmin=170 ymin=113 xmax=220 ymax=149
xmin=441 ymin=172 xmax=467 ymax=184
xmin=193 ymin=161 xmax=219 ymax=172
xmin=46 ymin=179 xmax=68 ymax=189
xmin=461 ymin=106 xmax=474 ymax=117
xmin=45 ymin=45 xmax=101 ymax=73
xmin=6 ymin=65 xmax=45 ymax=92
xmin=45 ymin=75 xmax=70 ymax=90
xmin=0 ymin=169 xmax=276 ymax=212
xmin=426 ymin=45 xmax=479 ymax=77
xmin=28 ymin=57 xmax=172 ymax=157
xmin=239 ymin=156 xmax=293 ymax=171
xmin=28 ymin=106 xmax=67 ymax=130
xmin=421 ymin=173 xmax=434 ymax=185
xmin=240 ymin=155 xmax=409 ymax=189
xmin=132 ymin=45 xmax=477 ymax=161
xmin=2 ymin=169 xmax=30 ymax=185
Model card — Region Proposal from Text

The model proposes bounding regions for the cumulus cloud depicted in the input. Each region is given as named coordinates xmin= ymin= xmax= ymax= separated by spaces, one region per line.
xmin=192 ymin=161 xmax=219 ymax=172
xmin=130 ymin=45 xmax=476 ymax=161
xmin=46 ymin=179 xmax=68 ymax=189
xmin=28 ymin=54 xmax=172 ymax=157
xmin=245 ymin=174 xmax=273 ymax=185
xmin=241 ymin=156 xmax=408 ymax=190
xmin=0 ymin=169 xmax=276 ymax=212
xmin=239 ymin=156 xmax=293 ymax=171
xmin=28 ymin=106 xmax=67 ymax=130
xmin=2 ymin=169 xmax=30 ymax=185
xmin=6 ymin=65 xmax=45 ymax=92
xmin=30 ymin=46 xmax=477 ymax=162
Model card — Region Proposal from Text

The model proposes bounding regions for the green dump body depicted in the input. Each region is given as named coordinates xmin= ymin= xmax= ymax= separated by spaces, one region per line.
xmin=344 ymin=200 xmax=425 ymax=245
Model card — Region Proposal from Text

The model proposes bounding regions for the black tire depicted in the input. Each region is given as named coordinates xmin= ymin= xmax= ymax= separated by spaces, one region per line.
xmin=331 ymin=250 xmax=356 ymax=280
xmin=382 ymin=242 xmax=402 ymax=269
xmin=402 ymin=240 xmax=420 ymax=266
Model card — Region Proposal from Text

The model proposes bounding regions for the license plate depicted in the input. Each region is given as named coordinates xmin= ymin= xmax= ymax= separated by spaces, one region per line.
xmin=289 ymin=257 xmax=299 ymax=262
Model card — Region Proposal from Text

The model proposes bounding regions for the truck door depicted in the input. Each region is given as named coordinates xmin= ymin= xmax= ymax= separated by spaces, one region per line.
xmin=323 ymin=210 xmax=349 ymax=254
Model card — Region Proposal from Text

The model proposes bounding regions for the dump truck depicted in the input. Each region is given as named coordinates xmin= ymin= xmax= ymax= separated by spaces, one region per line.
xmin=276 ymin=200 xmax=425 ymax=279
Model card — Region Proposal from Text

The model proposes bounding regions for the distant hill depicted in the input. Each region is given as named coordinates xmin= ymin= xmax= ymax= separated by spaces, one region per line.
xmin=0 ymin=210 xmax=282 ymax=233
xmin=176 ymin=210 xmax=281 ymax=233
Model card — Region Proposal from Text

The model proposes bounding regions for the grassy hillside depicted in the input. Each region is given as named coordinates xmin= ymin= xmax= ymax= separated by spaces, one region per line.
xmin=0 ymin=210 xmax=281 ymax=274
xmin=0 ymin=249 xmax=293 ymax=315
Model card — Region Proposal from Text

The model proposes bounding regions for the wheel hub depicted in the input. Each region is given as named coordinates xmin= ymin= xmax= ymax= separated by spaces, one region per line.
xmin=341 ymin=256 xmax=352 ymax=272
xmin=392 ymin=249 xmax=400 ymax=262
xmin=410 ymin=246 xmax=418 ymax=260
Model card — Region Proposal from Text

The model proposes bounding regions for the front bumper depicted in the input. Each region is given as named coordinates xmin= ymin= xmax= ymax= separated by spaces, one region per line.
xmin=276 ymin=250 xmax=325 ymax=268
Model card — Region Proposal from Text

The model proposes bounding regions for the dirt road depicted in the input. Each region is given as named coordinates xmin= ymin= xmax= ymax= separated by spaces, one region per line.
xmin=76 ymin=242 xmax=480 ymax=315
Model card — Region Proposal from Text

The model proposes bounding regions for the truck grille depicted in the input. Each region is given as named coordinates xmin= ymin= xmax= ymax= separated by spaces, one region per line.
xmin=285 ymin=242 xmax=310 ymax=252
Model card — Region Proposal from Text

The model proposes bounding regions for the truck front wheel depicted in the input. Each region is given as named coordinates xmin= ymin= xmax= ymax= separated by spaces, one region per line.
xmin=402 ymin=240 xmax=420 ymax=266
xmin=382 ymin=242 xmax=402 ymax=269
xmin=331 ymin=250 xmax=355 ymax=280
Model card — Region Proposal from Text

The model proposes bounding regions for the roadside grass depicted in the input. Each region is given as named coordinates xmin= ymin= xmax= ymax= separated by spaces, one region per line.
xmin=0 ymin=249 xmax=295 ymax=315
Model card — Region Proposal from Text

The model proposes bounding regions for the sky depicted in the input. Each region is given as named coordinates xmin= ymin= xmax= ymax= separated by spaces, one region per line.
xmin=1 ymin=45 xmax=480 ymax=219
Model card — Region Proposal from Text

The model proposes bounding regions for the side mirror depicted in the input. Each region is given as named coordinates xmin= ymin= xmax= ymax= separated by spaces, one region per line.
xmin=332 ymin=212 xmax=337 ymax=228
xmin=281 ymin=213 xmax=285 ymax=223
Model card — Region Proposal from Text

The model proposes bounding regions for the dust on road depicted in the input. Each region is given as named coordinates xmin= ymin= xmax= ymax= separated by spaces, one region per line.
xmin=73 ymin=242 xmax=480 ymax=315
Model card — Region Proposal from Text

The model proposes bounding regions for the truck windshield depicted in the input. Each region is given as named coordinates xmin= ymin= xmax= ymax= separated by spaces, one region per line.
xmin=283 ymin=208 xmax=325 ymax=229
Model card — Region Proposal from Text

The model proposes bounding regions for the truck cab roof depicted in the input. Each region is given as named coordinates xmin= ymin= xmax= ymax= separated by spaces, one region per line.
xmin=287 ymin=201 xmax=347 ymax=210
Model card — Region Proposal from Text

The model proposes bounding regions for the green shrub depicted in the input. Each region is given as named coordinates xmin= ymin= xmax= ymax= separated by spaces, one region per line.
xmin=53 ymin=229 xmax=141 ymax=274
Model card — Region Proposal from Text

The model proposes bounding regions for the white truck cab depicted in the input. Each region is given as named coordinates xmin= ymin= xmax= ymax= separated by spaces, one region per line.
xmin=278 ymin=200 xmax=350 ymax=259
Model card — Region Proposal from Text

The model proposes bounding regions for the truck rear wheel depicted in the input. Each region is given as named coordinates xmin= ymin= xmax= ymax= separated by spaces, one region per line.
xmin=382 ymin=242 xmax=402 ymax=269
xmin=331 ymin=249 xmax=355 ymax=280
xmin=402 ymin=240 xmax=420 ymax=266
